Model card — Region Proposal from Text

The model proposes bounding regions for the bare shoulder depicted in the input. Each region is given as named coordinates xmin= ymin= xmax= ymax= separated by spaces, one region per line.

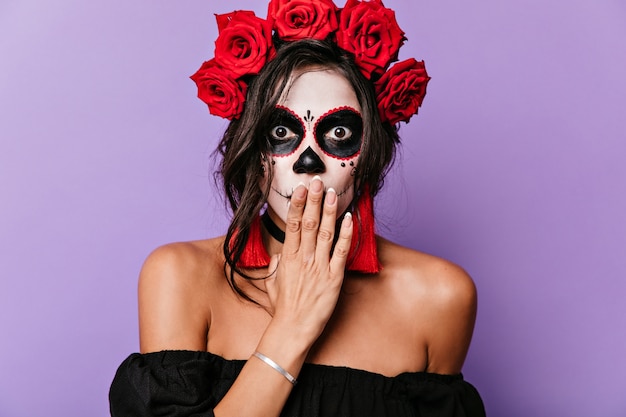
xmin=138 ymin=237 xmax=226 ymax=353
xmin=377 ymin=237 xmax=477 ymax=374
xmin=140 ymin=238 xmax=224 ymax=284
xmin=377 ymin=237 xmax=476 ymax=303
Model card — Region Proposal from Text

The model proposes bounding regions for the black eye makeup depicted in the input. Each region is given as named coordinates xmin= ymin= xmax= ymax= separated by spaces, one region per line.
xmin=314 ymin=107 xmax=363 ymax=159
xmin=267 ymin=106 xmax=305 ymax=155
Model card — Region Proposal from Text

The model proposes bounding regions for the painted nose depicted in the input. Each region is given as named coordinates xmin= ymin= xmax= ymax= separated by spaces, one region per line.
xmin=293 ymin=146 xmax=326 ymax=174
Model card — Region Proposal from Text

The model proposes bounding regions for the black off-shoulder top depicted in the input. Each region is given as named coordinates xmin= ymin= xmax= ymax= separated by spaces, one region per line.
xmin=109 ymin=350 xmax=485 ymax=416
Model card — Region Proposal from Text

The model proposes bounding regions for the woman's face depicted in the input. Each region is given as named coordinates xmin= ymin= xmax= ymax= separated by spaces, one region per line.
xmin=261 ymin=68 xmax=363 ymax=226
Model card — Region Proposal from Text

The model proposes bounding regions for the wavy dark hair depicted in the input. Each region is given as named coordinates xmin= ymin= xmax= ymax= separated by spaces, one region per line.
xmin=216 ymin=38 xmax=400 ymax=302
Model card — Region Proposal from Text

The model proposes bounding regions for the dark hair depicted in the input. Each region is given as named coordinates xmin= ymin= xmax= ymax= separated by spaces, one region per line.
xmin=216 ymin=38 xmax=399 ymax=302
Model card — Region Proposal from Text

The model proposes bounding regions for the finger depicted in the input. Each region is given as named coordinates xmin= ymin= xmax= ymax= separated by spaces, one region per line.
xmin=263 ymin=255 xmax=280 ymax=315
xmin=298 ymin=175 xmax=325 ymax=257
xmin=268 ymin=253 xmax=280 ymax=279
xmin=265 ymin=254 xmax=280 ymax=294
xmin=314 ymin=187 xmax=338 ymax=265
xmin=329 ymin=212 xmax=353 ymax=275
xmin=282 ymin=183 xmax=307 ymax=256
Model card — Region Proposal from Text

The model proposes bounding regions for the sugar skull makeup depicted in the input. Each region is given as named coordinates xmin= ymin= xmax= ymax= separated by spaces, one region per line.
xmin=267 ymin=106 xmax=304 ymax=155
xmin=261 ymin=68 xmax=363 ymax=226
xmin=314 ymin=107 xmax=362 ymax=159
xmin=268 ymin=106 xmax=363 ymax=159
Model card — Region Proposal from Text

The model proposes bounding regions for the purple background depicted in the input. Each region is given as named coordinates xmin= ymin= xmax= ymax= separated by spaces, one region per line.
xmin=1 ymin=0 xmax=625 ymax=415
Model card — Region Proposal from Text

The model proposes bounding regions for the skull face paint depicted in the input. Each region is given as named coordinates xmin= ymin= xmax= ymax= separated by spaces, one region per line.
xmin=314 ymin=107 xmax=363 ymax=159
xmin=267 ymin=106 xmax=305 ymax=156
xmin=261 ymin=68 xmax=362 ymax=226
xmin=267 ymin=105 xmax=363 ymax=159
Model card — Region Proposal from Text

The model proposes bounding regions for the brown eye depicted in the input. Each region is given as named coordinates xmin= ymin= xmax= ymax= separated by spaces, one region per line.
xmin=325 ymin=126 xmax=352 ymax=142
xmin=315 ymin=108 xmax=362 ymax=158
xmin=270 ymin=125 xmax=297 ymax=141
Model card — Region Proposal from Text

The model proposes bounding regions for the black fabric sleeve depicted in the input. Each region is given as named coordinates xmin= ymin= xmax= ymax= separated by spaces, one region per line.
xmin=109 ymin=351 xmax=238 ymax=417
xmin=401 ymin=373 xmax=486 ymax=417
xmin=109 ymin=350 xmax=486 ymax=417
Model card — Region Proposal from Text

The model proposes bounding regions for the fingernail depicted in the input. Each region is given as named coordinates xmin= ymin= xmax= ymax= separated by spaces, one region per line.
xmin=292 ymin=182 xmax=307 ymax=198
xmin=310 ymin=176 xmax=323 ymax=192
xmin=325 ymin=188 xmax=336 ymax=205
xmin=343 ymin=212 xmax=352 ymax=227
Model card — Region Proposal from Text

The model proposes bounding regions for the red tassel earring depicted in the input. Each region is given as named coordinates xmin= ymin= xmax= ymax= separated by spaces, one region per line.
xmin=236 ymin=215 xmax=270 ymax=268
xmin=346 ymin=184 xmax=381 ymax=273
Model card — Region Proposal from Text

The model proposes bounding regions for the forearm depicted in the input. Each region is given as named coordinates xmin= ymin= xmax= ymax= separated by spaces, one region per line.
xmin=213 ymin=320 xmax=313 ymax=417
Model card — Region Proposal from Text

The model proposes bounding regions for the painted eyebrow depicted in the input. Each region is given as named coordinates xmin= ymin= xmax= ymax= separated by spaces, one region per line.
xmin=314 ymin=106 xmax=361 ymax=122
xmin=273 ymin=105 xmax=305 ymax=131
xmin=313 ymin=106 xmax=363 ymax=160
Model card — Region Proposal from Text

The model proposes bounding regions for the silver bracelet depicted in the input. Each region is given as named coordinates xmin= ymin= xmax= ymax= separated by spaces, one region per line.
xmin=252 ymin=351 xmax=298 ymax=385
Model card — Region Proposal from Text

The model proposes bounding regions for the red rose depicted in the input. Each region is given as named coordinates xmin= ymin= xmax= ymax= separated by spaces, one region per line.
xmin=374 ymin=58 xmax=430 ymax=125
xmin=337 ymin=0 xmax=405 ymax=80
xmin=268 ymin=0 xmax=338 ymax=41
xmin=214 ymin=11 xmax=275 ymax=78
xmin=190 ymin=59 xmax=248 ymax=120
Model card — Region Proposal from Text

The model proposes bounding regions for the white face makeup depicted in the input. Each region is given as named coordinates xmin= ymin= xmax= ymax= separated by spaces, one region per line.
xmin=260 ymin=68 xmax=363 ymax=226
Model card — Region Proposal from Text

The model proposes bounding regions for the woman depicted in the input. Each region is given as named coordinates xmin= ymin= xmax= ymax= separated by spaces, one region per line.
xmin=110 ymin=1 xmax=485 ymax=416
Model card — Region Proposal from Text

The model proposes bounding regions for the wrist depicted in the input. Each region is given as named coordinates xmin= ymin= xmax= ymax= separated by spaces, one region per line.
xmin=252 ymin=351 xmax=298 ymax=385
xmin=255 ymin=319 xmax=314 ymax=378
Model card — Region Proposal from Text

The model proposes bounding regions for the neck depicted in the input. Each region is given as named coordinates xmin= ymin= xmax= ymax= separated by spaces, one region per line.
xmin=261 ymin=211 xmax=285 ymax=243
xmin=260 ymin=210 xmax=286 ymax=257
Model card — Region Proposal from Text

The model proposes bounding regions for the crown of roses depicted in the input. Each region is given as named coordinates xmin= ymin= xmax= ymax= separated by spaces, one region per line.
xmin=191 ymin=0 xmax=430 ymax=126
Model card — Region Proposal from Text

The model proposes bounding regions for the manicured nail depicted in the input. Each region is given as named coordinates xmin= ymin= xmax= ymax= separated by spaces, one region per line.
xmin=310 ymin=176 xmax=323 ymax=192
xmin=343 ymin=212 xmax=352 ymax=228
xmin=325 ymin=188 xmax=336 ymax=205
xmin=292 ymin=182 xmax=307 ymax=199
